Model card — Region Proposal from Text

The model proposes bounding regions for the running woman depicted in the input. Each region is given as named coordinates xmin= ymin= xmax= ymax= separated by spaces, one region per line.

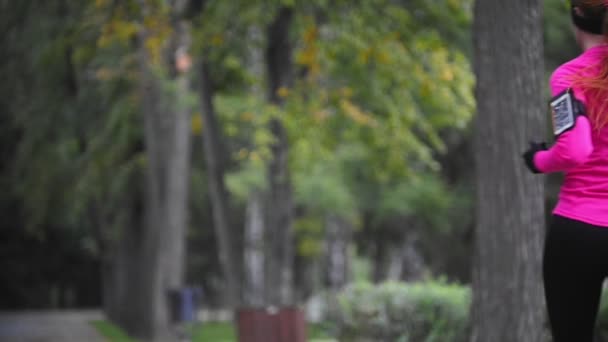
xmin=523 ymin=0 xmax=608 ymax=340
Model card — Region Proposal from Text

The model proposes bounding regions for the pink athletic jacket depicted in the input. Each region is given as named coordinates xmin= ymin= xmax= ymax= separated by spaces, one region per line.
xmin=534 ymin=44 xmax=608 ymax=227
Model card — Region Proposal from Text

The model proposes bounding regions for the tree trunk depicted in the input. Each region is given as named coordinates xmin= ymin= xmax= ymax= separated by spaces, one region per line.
xmin=239 ymin=25 xmax=268 ymax=308
xmin=103 ymin=221 xmax=141 ymax=332
xmin=243 ymin=191 xmax=266 ymax=307
xmin=400 ymin=230 xmax=425 ymax=281
xmin=132 ymin=24 xmax=167 ymax=336
xmin=138 ymin=45 xmax=166 ymax=340
xmin=325 ymin=215 xmax=351 ymax=290
xmin=372 ymin=235 xmax=424 ymax=282
xmin=128 ymin=3 xmax=192 ymax=339
xmin=471 ymin=1 xmax=546 ymax=341
xmin=265 ymin=6 xmax=295 ymax=307
xmin=199 ymin=56 xmax=240 ymax=308
xmin=164 ymin=11 xmax=192 ymax=295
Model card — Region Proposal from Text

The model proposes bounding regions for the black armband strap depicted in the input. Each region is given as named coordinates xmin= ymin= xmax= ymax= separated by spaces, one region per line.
xmin=549 ymin=88 xmax=586 ymax=138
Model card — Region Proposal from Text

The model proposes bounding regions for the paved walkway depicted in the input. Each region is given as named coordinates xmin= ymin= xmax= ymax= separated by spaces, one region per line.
xmin=0 ymin=310 xmax=105 ymax=342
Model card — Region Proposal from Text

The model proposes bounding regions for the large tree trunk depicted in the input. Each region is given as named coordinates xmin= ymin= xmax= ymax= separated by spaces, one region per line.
xmin=265 ymin=6 xmax=295 ymax=307
xmin=471 ymin=1 xmax=546 ymax=341
xmin=127 ymin=2 xmax=193 ymax=339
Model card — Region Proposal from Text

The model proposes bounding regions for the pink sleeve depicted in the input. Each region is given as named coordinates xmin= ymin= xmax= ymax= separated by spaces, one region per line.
xmin=533 ymin=67 xmax=593 ymax=173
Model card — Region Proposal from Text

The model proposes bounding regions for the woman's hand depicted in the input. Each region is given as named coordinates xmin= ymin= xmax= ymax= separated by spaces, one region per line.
xmin=522 ymin=141 xmax=548 ymax=174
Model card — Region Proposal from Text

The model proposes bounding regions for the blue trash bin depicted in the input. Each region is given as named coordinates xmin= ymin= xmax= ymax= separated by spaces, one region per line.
xmin=168 ymin=287 xmax=203 ymax=323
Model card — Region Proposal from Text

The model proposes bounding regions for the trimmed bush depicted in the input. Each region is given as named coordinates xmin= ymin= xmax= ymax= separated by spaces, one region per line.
xmin=336 ymin=280 xmax=470 ymax=342
xmin=595 ymin=291 xmax=608 ymax=341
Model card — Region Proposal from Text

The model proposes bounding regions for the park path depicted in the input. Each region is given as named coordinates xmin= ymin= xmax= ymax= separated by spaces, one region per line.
xmin=0 ymin=310 xmax=105 ymax=342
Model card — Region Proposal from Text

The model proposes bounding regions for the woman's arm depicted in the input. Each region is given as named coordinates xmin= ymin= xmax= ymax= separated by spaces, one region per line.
xmin=532 ymin=67 xmax=594 ymax=173
xmin=534 ymin=115 xmax=593 ymax=173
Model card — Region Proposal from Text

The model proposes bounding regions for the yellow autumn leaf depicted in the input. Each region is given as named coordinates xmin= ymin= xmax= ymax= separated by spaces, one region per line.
xmin=95 ymin=0 xmax=108 ymax=9
xmin=296 ymin=48 xmax=315 ymax=66
xmin=240 ymin=112 xmax=254 ymax=122
xmin=250 ymin=151 xmax=261 ymax=162
xmin=303 ymin=25 xmax=318 ymax=44
xmin=237 ymin=149 xmax=249 ymax=160
xmin=95 ymin=68 xmax=115 ymax=81
xmin=376 ymin=50 xmax=391 ymax=65
xmin=313 ymin=110 xmax=330 ymax=123
xmin=359 ymin=48 xmax=373 ymax=64
xmin=211 ymin=34 xmax=224 ymax=46
xmin=308 ymin=64 xmax=321 ymax=79
xmin=441 ymin=66 xmax=454 ymax=82
xmin=340 ymin=87 xmax=353 ymax=98
xmin=340 ymin=99 xmax=376 ymax=126
xmin=191 ymin=114 xmax=203 ymax=135
xmin=145 ymin=36 xmax=164 ymax=65
xmin=277 ymin=87 xmax=290 ymax=98
xmin=114 ymin=21 xmax=138 ymax=43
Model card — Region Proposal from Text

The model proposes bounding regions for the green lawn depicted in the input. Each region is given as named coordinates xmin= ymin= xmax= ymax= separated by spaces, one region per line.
xmin=93 ymin=320 xmax=335 ymax=342
xmin=191 ymin=322 xmax=236 ymax=342
xmin=92 ymin=321 xmax=138 ymax=342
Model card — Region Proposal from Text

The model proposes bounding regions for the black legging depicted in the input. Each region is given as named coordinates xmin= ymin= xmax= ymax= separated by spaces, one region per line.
xmin=544 ymin=215 xmax=608 ymax=341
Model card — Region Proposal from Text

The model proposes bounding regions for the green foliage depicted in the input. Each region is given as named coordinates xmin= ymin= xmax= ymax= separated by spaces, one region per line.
xmin=293 ymin=155 xmax=357 ymax=217
xmin=377 ymin=174 xmax=456 ymax=232
xmin=284 ymin=0 xmax=474 ymax=183
xmin=0 ymin=0 xmax=143 ymax=247
xmin=594 ymin=292 xmax=608 ymax=341
xmin=197 ymin=0 xmax=475 ymax=207
xmin=336 ymin=281 xmax=471 ymax=342
xmin=351 ymin=255 xmax=373 ymax=283
xmin=294 ymin=216 xmax=325 ymax=258
xmin=2 ymin=0 xmax=478 ymax=312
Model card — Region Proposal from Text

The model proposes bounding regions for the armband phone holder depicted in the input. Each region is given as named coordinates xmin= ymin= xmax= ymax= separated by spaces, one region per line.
xmin=549 ymin=88 xmax=585 ymax=137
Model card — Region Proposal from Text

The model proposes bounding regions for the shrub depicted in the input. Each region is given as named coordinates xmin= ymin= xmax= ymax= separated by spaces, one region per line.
xmin=336 ymin=280 xmax=470 ymax=342
xmin=595 ymin=291 xmax=608 ymax=341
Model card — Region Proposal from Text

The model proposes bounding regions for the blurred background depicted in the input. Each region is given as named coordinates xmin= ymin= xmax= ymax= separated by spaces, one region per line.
xmin=0 ymin=0 xmax=587 ymax=341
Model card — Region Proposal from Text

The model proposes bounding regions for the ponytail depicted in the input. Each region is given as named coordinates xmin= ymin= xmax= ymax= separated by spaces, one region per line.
xmin=570 ymin=0 xmax=608 ymax=130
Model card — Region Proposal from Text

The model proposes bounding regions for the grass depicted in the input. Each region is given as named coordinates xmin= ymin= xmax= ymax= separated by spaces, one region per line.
xmin=93 ymin=320 xmax=335 ymax=342
xmin=191 ymin=322 xmax=236 ymax=342
xmin=192 ymin=322 xmax=334 ymax=341
xmin=91 ymin=320 xmax=137 ymax=342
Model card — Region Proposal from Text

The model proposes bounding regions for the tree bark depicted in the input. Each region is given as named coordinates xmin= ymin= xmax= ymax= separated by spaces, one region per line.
xmin=138 ymin=46 xmax=165 ymax=340
xmin=164 ymin=8 xmax=192 ymax=295
xmin=103 ymin=221 xmax=141 ymax=332
xmin=471 ymin=1 xmax=546 ymax=341
xmin=243 ymin=191 xmax=266 ymax=307
xmin=265 ymin=6 xmax=295 ymax=307
xmin=324 ymin=215 xmax=351 ymax=290
xmin=242 ymin=26 xmax=267 ymax=308
xmin=399 ymin=230 xmax=425 ymax=282
xmin=126 ymin=2 xmax=193 ymax=339
xmin=199 ymin=56 xmax=240 ymax=308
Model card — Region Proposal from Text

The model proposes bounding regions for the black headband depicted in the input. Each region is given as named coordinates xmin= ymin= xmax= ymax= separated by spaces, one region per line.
xmin=571 ymin=6 xmax=606 ymax=35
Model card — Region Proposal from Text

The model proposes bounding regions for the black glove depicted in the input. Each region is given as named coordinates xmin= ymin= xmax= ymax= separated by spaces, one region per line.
xmin=522 ymin=141 xmax=547 ymax=174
